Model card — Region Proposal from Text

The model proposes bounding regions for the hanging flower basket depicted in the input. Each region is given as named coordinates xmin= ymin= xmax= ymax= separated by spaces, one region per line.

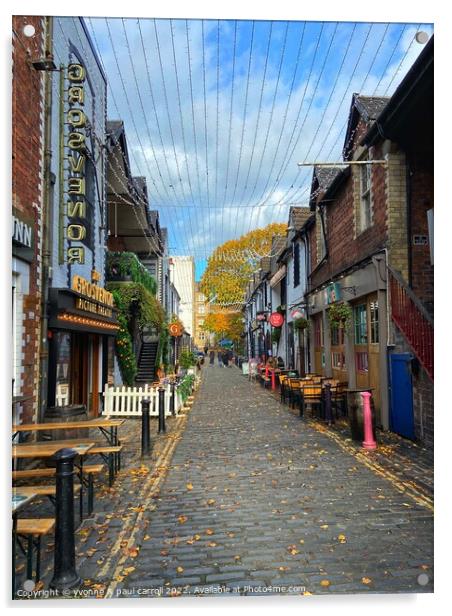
xmin=271 ymin=328 xmax=281 ymax=343
xmin=294 ymin=317 xmax=309 ymax=331
xmin=328 ymin=302 xmax=353 ymax=329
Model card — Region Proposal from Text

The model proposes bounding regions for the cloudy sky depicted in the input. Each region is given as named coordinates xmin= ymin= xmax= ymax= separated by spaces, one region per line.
xmin=85 ymin=17 xmax=433 ymax=277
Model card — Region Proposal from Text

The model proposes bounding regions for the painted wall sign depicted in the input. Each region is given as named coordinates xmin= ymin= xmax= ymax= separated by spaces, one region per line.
xmin=269 ymin=312 xmax=284 ymax=327
xmin=12 ymin=215 xmax=33 ymax=248
xmin=290 ymin=308 xmax=305 ymax=320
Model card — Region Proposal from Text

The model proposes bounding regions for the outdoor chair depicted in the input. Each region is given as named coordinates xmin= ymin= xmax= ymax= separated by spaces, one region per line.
xmin=300 ymin=384 xmax=323 ymax=418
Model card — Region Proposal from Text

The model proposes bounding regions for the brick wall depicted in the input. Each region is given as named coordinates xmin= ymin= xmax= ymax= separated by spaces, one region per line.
xmin=408 ymin=152 xmax=434 ymax=312
xmin=12 ymin=16 xmax=45 ymax=424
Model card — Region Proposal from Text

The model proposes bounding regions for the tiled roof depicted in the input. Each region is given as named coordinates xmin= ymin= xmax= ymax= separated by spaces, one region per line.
xmin=314 ymin=167 xmax=343 ymax=191
xmin=289 ymin=206 xmax=312 ymax=230
xmin=354 ymin=95 xmax=389 ymax=121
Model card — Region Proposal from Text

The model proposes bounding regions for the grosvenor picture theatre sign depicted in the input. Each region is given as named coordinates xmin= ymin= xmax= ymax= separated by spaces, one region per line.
xmin=62 ymin=62 xmax=89 ymax=264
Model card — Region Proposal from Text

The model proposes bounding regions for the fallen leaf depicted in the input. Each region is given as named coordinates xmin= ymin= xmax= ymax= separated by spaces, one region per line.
xmin=128 ymin=547 xmax=139 ymax=558
xmin=143 ymin=535 xmax=151 ymax=541
xmin=123 ymin=567 xmax=135 ymax=575
xmin=207 ymin=499 xmax=216 ymax=506
xmin=194 ymin=534 xmax=201 ymax=541
xmin=186 ymin=483 xmax=193 ymax=491
xmin=320 ymin=580 xmax=330 ymax=587
xmin=299 ymin=539 xmax=305 ymax=544
xmin=362 ymin=577 xmax=372 ymax=585
xmin=227 ymin=532 xmax=235 ymax=538
xmin=207 ymin=541 xmax=217 ymax=547
xmin=205 ymin=529 xmax=214 ymax=535
xmin=177 ymin=515 xmax=188 ymax=524
xmin=320 ymin=525 xmax=329 ymax=529
xmin=176 ymin=566 xmax=184 ymax=573
xmin=160 ymin=549 xmax=169 ymax=556
xmin=234 ymin=555 xmax=241 ymax=561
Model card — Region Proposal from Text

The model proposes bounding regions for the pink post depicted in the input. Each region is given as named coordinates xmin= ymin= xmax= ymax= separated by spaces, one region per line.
xmin=271 ymin=369 xmax=276 ymax=390
xmin=361 ymin=391 xmax=377 ymax=450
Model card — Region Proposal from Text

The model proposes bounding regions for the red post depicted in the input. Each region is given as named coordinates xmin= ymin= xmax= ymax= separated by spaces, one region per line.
xmin=270 ymin=369 xmax=276 ymax=390
xmin=361 ymin=391 xmax=377 ymax=450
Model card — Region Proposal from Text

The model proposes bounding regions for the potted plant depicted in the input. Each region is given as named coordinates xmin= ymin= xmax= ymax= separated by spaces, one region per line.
xmin=328 ymin=302 xmax=353 ymax=329
xmin=271 ymin=328 xmax=281 ymax=344
xmin=294 ymin=317 xmax=309 ymax=331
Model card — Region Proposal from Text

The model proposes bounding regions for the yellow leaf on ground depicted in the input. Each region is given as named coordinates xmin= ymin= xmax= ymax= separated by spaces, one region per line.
xmin=143 ymin=535 xmax=151 ymax=541
xmin=207 ymin=541 xmax=217 ymax=547
xmin=362 ymin=577 xmax=372 ymax=585
xmin=186 ymin=483 xmax=193 ymax=491
xmin=207 ymin=499 xmax=216 ymax=505
xmin=320 ymin=525 xmax=329 ymax=529
xmin=320 ymin=580 xmax=330 ymax=587
xmin=234 ymin=555 xmax=241 ymax=561
xmin=176 ymin=566 xmax=184 ymax=573
xmin=177 ymin=515 xmax=188 ymax=524
xmin=205 ymin=529 xmax=214 ymax=535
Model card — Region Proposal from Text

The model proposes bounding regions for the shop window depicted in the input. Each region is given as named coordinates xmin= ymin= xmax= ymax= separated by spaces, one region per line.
xmin=55 ymin=332 xmax=71 ymax=405
xmin=331 ymin=326 xmax=345 ymax=346
xmin=354 ymin=304 xmax=367 ymax=344
xmin=370 ymin=300 xmax=379 ymax=344
xmin=359 ymin=159 xmax=372 ymax=232
xmin=332 ymin=351 xmax=346 ymax=369
xmin=356 ymin=351 xmax=369 ymax=372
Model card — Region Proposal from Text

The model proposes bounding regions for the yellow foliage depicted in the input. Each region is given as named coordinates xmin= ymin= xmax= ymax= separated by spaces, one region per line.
xmin=200 ymin=223 xmax=286 ymax=305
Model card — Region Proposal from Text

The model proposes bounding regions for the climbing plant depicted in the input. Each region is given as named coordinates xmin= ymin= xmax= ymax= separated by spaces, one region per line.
xmin=106 ymin=252 xmax=157 ymax=295
xmin=108 ymin=282 xmax=165 ymax=385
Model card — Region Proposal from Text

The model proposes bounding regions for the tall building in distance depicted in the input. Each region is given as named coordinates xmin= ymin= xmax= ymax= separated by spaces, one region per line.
xmin=194 ymin=283 xmax=212 ymax=350
xmin=170 ymin=256 xmax=195 ymax=339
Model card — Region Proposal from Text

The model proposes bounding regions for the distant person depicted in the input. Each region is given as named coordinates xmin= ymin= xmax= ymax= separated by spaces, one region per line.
xmin=203 ymin=345 xmax=208 ymax=355
xmin=209 ymin=349 xmax=215 ymax=366
xmin=222 ymin=351 xmax=229 ymax=367
xmin=217 ymin=350 xmax=223 ymax=367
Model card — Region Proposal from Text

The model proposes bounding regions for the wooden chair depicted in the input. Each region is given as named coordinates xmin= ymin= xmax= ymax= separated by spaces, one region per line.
xmin=300 ymin=384 xmax=323 ymax=418
xmin=279 ymin=375 xmax=290 ymax=404
xmin=288 ymin=379 xmax=303 ymax=409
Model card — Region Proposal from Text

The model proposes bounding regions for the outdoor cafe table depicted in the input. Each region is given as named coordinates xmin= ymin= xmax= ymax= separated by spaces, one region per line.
xmin=12 ymin=440 xmax=95 ymax=460
xmin=12 ymin=417 xmax=125 ymax=447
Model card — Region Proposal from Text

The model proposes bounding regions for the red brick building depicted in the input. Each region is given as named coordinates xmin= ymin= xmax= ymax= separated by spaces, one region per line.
xmin=12 ymin=16 xmax=46 ymax=425
xmin=306 ymin=37 xmax=433 ymax=447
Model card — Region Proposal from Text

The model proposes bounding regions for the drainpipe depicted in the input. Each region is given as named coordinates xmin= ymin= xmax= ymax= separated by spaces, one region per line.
xmin=38 ymin=17 xmax=55 ymax=422
xmin=406 ymin=161 xmax=413 ymax=288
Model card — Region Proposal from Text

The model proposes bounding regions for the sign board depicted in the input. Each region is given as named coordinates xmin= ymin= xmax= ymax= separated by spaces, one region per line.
xmin=169 ymin=322 xmax=183 ymax=337
xmin=290 ymin=308 xmax=305 ymax=320
xmin=269 ymin=312 xmax=284 ymax=327
xmin=326 ymin=282 xmax=341 ymax=305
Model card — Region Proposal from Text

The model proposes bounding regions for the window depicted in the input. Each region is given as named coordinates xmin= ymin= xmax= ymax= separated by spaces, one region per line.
xmin=356 ymin=351 xmax=369 ymax=372
xmin=293 ymin=243 xmax=300 ymax=288
xmin=359 ymin=159 xmax=372 ymax=232
xmin=354 ymin=304 xmax=367 ymax=344
xmin=332 ymin=351 xmax=346 ymax=369
xmin=198 ymin=319 xmax=204 ymax=326
xmin=370 ymin=300 xmax=379 ymax=344
xmin=198 ymin=305 xmax=205 ymax=314
xmin=331 ymin=326 xmax=345 ymax=346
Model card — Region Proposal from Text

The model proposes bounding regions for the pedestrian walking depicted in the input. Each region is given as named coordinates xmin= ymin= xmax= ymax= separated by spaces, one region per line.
xmin=222 ymin=351 xmax=229 ymax=368
xmin=217 ymin=350 xmax=223 ymax=367
xmin=209 ymin=349 xmax=215 ymax=366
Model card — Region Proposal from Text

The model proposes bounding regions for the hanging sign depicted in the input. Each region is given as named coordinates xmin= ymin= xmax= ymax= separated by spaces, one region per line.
xmin=169 ymin=322 xmax=183 ymax=337
xmin=290 ymin=308 xmax=305 ymax=320
xmin=326 ymin=282 xmax=341 ymax=304
xmin=269 ymin=312 xmax=284 ymax=327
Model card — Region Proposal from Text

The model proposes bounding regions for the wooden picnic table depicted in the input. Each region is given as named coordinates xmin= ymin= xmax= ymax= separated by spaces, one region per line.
xmin=12 ymin=487 xmax=41 ymax=596
xmin=12 ymin=440 xmax=95 ymax=460
xmin=12 ymin=417 xmax=125 ymax=446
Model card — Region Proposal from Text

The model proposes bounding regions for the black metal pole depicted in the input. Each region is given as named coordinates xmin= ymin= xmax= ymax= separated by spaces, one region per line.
xmin=49 ymin=448 xmax=80 ymax=591
xmin=170 ymin=381 xmax=176 ymax=416
xmin=158 ymin=387 xmax=166 ymax=433
xmin=141 ymin=399 xmax=151 ymax=457
xmin=324 ymin=383 xmax=333 ymax=425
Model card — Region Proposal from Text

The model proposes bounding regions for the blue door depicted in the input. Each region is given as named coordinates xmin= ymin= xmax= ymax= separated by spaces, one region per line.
xmin=389 ymin=353 xmax=415 ymax=439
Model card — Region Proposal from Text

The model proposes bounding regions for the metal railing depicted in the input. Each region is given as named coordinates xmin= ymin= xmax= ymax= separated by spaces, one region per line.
xmin=388 ymin=267 xmax=433 ymax=380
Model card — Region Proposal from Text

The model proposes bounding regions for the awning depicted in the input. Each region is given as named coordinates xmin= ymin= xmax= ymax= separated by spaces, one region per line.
xmin=48 ymin=288 xmax=119 ymax=336
xmin=269 ymin=265 xmax=286 ymax=288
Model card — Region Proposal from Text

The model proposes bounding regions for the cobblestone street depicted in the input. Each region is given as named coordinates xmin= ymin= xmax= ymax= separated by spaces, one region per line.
xmin=111 ymin=365 xmax=433 ymax=598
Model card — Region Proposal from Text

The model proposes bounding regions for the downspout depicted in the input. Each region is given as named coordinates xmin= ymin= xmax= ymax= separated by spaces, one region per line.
xmin=38 ymin=17 xmax=54 ymax=422
xmin=406 ymin=161 xmax=413 ymax=287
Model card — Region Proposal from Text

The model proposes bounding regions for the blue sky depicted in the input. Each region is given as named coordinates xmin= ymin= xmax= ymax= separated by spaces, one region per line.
xmin=85 ymin=18 xmax=433 ymax=280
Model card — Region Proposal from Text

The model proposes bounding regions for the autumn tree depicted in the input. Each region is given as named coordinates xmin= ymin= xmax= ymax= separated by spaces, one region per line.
xmin=202 ymin=309 xmax=244 ymax=346
xmin=200 ymin=223 xmax=286 ymax=305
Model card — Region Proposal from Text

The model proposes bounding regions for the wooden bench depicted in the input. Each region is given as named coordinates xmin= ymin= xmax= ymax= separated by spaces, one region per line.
xmin=13 ymin=464 xmax=105 ymax=516
xmin=86 ymin=446 xmax=123 ymax=486
xmin=15 ymin=518 xmax=55 ymax=582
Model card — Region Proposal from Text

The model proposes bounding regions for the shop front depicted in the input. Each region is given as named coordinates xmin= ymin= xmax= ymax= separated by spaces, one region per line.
xmin=47 ymin=277 xmax=119 ymax=417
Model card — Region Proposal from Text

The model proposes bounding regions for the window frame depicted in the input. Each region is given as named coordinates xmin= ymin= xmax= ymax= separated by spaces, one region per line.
xmin=359 ymin=158 xmax=372 ymax=233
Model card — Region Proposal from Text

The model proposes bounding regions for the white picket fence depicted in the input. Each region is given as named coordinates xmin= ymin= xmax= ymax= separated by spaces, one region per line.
xmin=103 ymin=383 xmax=181 ymax=417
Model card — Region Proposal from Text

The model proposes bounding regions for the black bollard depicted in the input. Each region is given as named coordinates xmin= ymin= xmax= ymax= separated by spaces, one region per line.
xmin=324 ymin=383 xmax=333 ymax=425
xmin=49 ymin=448 xmax=81 ymax=591
xmin=141 ymin=399 xmax=151 ymax=457
xmin=170 ymin=381 xmax=176 ymax=416
xmin=158 ymin=387 xmax=166 ymax=433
